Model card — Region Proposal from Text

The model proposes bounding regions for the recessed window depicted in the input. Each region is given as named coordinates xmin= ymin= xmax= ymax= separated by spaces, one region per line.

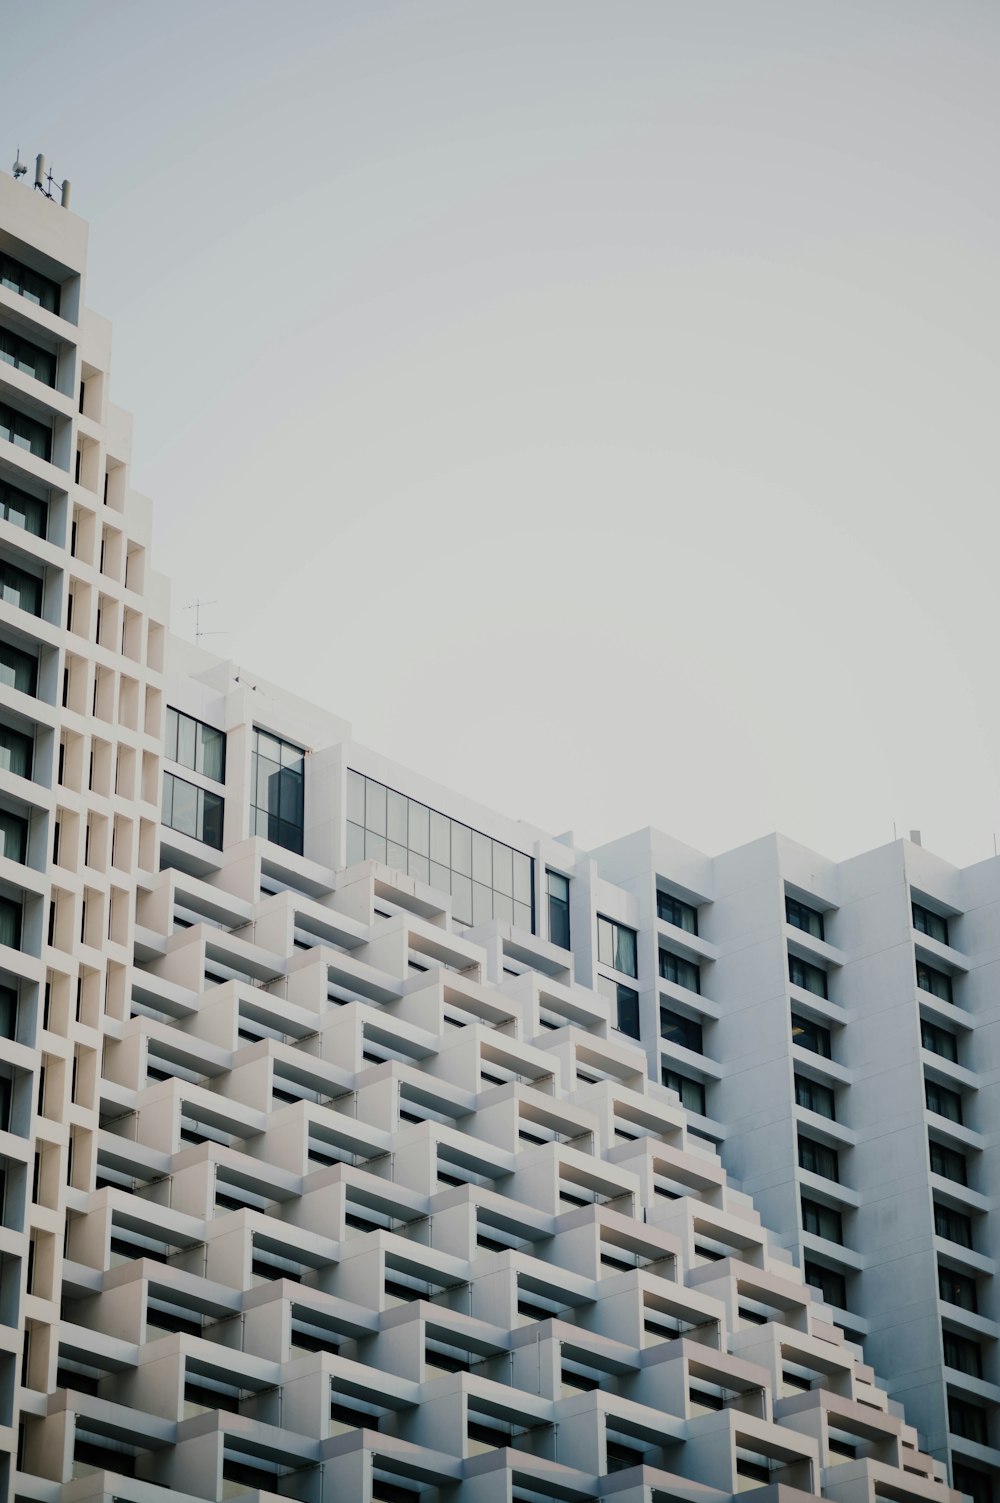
xmin=165 ymin=707 xmax=225 ymax=783
xmin=921 ymin=1019 xmax=958 ymax=1062
xmin=943 ymin=1330 xmax=982 ymax=1378
xmin=798 ymin=1134 xmax=839 ymax=1182
xmin=0 ymin=326 xmax=56 ymax=387
xmin=598 ymin=916 xmax=637 ymax=977
xmin=659 ymin=947 xmax=700 ymax=994
xmin=0 ymin=251 xmax=61 ymax=314
xmin=791 ymin=1012 xmax=832 ymax=1058
xmin=0 ymin=723 xmax=32 ymax=780
xmin=929 ymin=1141 xmax=967 ymax=1186
xmin=0 ymin=559 xmax=41 ymax=617
xmin=661 ymin=1066 xmax=706 ymax=1116
xmin=795 ymin=1074 xmax=835 ymax=1120
xmin=607 ymin=980 xmax=639 ymax=1039
xmin=0 ymin=479 xmax=46 ymax=538
xmin=252 ymin=729 xmax=305 ymax=855
xmin=547 ymin=869 xmax=570 ymax=949
xmin=0 ymin=895 xmax=23 ymax=951
xmin=949 ymin=1397 xmax=987 ymax=1445
xmin=162 ymin=771 xmax=223 ymax=850
xmin=660 ymin=1007 xmax=703 ymax=1053
xmin=0 ymin=400 xmax=51 ymax=462
xmin=786 ymin=895 xmax=825 ymax=940
xmin=934 ymin=1203 xmax=973 ymax=1249
xmin=801 ymin=1196 xmax=843 ymax=1244
xmin=912 ymin=901 xmax=949 ymax=946
xmin=657 ymin=891 xmax=698 ymax=934
xmin=938 ymin=1266 xmax=977 ymax=1312
xmin=788 ymin=953 xmax=828 ymax=998
xmin=925 ymin=1079 xmax=962 ymax=1125
xmin=0 ymin=640 xmax=36 ymax=697
xmin=916 ymin=961 xmax=953 ymax=1004
xmin=0 ymin=808 xmax=28 ymax=864
xmin=804 ymin=1261 xmax=846 ymax=1308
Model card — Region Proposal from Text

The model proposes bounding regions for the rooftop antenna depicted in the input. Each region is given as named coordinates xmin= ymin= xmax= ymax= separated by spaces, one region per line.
xmin=11 ymin=148 xmax=27 ymax=180
xmin=31 ymin=153 xmax=71 ymax=209
xmin=185 ymin=598 xmax=224 ymax=647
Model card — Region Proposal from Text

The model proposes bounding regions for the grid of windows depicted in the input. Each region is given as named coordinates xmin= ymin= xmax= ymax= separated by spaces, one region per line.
xmin=798 ymin=1135 xmax=839 ymax=1183
xmin=252 ymin=730 xmax=305 ymax=856
xmin=660 ymin=1007 xmax=703 ymax=1053
xmin=661 ymin=1067 xmax=706 ymax=1116
xmin=0 ymin=400 xmax=51 ymax=462
xmin=912 ymin=901 xmax=949 ymax=945
xmin=658 ymin=948 xmax=700 ymax=994
xmin=0 ymin=326 xmax=56 ymax=387
xmin=0 ymin=559 xmax=41 ymax=617
xmin=0 ymin=251 xmax=60 ymax=313
xmin=916 ymin=961 xmax=953 ymax=1004
xmin=347 ymin=769 xmax=532 ymax=931
xmin=0 ymin=640 xmax=37 ymax=697
xmin=785 ymin=896 xmax=825 ymax=941
xmin=547 ymin=869 xmax=570 ymax=949
xmin=794 ymin=1075 xmax=835 ymax=1120
xmin=790 ymin=1012 xmax=832 ymax=1058
xmin=597 ymin=917 xmax=637 ymax=978
xmin=656 ymin=891 xmax=698 ymax=934
xmin=165 ymin=707 xmax=225 ymax=783
xmin=0 ymin=479 xmax=46 ymax=538
xmin=801 ymin=1197 xmax=842 ymax=1244
xmin=788 ymin=954 xmax=828 ymax=998
xmin=162 ymin=771 xmax=223 ymax=850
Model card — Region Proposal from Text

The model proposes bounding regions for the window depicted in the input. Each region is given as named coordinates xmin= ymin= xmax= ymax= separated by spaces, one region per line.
xmin=252 ymin=730 xmax=304 ymax=855
xmin=612 ymin=983 xmax=639 ymax=1039
xmin=943 ymin=1331 xmax=982 ymax=1378
xmin=804 ymin=1261 xmax=846 ymax=1308
xmin=938 ymin=1266 xmax=977 ymax=1312
xmin=801 ymin=1197 xmax=843 ymax=1244
xmin=661 ymin=1067 xmax=706 ymax=1116
xmin=162 ymin=771 xmax=223 ymax=850
xmin=788 ymin=953 xmax=828 ymax=998
xmin=0 ymin=641 xmax=36 ymax=697
xmin=929 ymin=1141 xmax=967 ymax=1185
xmin=790 ymin=1012 xmax=832 ymax=1058
xmin=916 ymin=961 xmax=953 ymax=1004
xmin=0 ymin=895 xmax=22 ymax=950
xmin=925 ymin=1079 xmax=962 ymax=1124
xmin=0 ymin=724 xmax=31 ymax=780
xmin=658 ymin=947 xmax=700 ymax=993
xmin=0 ymin=809 xmax=27 ymax=864
xmin=0 ymin=401 xmax=51 ymax=462
xmin=785 ymin=895 xmax=825 ymax=940
xmin=912 ymin=901 xmax=949 ymax=945
xmin=547 ymin=869 xmax=570 ymax=949
xmin=798 ymin=1135 xmax=839 ymax=1182
xmin=950 ymin=1398 xmax=987 ymax=1446
xmin=934 ymin=1203 xmax=973 ymax=1249
xmin=921 ymin=1019 xmax=958 ymax=1062
xmin=0 ymin=327 xmax=56 ymax=387
xmin=0 ymin=480 xmax=45 ymax=539
xmin=598 ymin=917 xmax=637 ymax=977
xmin=660 ymin=1007 xmax=703 ymax=1053
xmin=795 ymin=1074 xmax=835 ymax=1120
xmin=953 ymin=1466 xmax=991 ymax=1503
xmin=0 ymin=984 xmax=16 ymax=1040
xmin=0 ymin=251 xmax=60 ymax=314
xmin=0 ymin=560 xmax=41 ymax=617
xmin=346 ymin=768 xmax=532 ymax=930
xmin=657 ymin=891 xmax=698 ymax=934
xmin=164 ymin=707 xmax=225 ymax=782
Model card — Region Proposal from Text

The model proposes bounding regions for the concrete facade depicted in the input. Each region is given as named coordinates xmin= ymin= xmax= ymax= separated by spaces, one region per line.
xmin=0 ymin=168 xmax=990 ymax=1502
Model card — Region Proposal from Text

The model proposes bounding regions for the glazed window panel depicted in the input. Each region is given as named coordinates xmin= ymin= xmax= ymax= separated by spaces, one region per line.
xmin=251 ymin=729 xmax=304 ymax=855
xmin=165 ymin=707 xmax=226 ymax=783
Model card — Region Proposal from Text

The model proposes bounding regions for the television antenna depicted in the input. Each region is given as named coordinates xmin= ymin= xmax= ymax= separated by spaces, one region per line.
xmin=185 ymin=598 xmax=224 ymax=646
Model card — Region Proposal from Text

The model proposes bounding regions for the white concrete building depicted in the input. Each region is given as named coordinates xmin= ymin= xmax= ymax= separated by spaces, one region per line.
xmin=0 ymin=166 xmax=992 ymax=1502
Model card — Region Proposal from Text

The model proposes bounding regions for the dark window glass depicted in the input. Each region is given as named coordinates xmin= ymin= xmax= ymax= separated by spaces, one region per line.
xmin=598 ymin=916 xmax=638 ymax=978
xmin=801 ymin=1197 xmax=843 ymax=1244
xmin=0 ymin=983 xmax=16 ymax=1040
xmin=0 ymin=640 xmax=36 ymax=697
xmin=0 ymin=894 xmax=23 ymax=950
xmin=925 ymin=1079 xmax=963 ymax=1124
xmin=657 ymin=891 xmax=698 ymax=934
xmin=165 ymin=706 xmax=226 ymax=782
xmin=547 ymin=869 xmax=570 ymax=950
xmin=785 ymin=896 xmax=825 ymax=940
xmin=0 ymin=400 xmax=51 ymax=462
xmin=0 ymin=723 xmax=32 ymax=779
xmin=938 ymin=1266 xmax=977 ymax=1312
xmin=943 ymin=1332 xmax=982 ymax=1379
xmin=804 ymin=1261 xmax=846 ymax=1308
xmin=912 ymin=902 xmax=949 ymax=945
xmin=929 ymin=1141 xmax=967 ymax=1186
xmin=0 ymin=559 xmax=41 ymax=617
xmin=0 ymin=808 xmax=28 ymax=864
xmin=795 ymin=1075 xmax=835 ymax=1120
xmin=953 ymin=1466 xmax=991 ymax=1503
xmin=0 ymin=480 xmax=46 ymax=538
xmin=921 ymin=1020 xmax=958 ymax=1062
xmin=0 ymin=251 xmax=61 ymax=313
xmin=660 ymin=1007 xmax=703 ymax=1053
xmin=791 ymin=1012 xmax=832 ymax=1058
xmin=251 ymin=729 xmax=304 ymax=855
xmin=659 ymin=948 xmax=700 ymax=994
xmin=949 ymin=1398 xmax=987 ymax=1445
xmin=0 ymin=326 xmax=56 ymax=386
xmin=614 ymin=985 xmax=640 ymax=1040
xmin=788 ymin=954 xmax=828 ymax=998
xmin=934 ymin=1203 xmax=973 ymax=1249
xmin=798 ymin=1135 xmax=839 ymax=1182
xmin=916 ymin=961 xmax=953 ymax=1004
xmin=162 ymin=771 xmax=224 ymax=850
xmin=661 ymin=1067 xmax=706 ymax=1116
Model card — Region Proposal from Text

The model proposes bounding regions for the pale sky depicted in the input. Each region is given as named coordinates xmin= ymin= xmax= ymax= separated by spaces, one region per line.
xmin=6 ymin=1 xmax=1000 ymax=867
